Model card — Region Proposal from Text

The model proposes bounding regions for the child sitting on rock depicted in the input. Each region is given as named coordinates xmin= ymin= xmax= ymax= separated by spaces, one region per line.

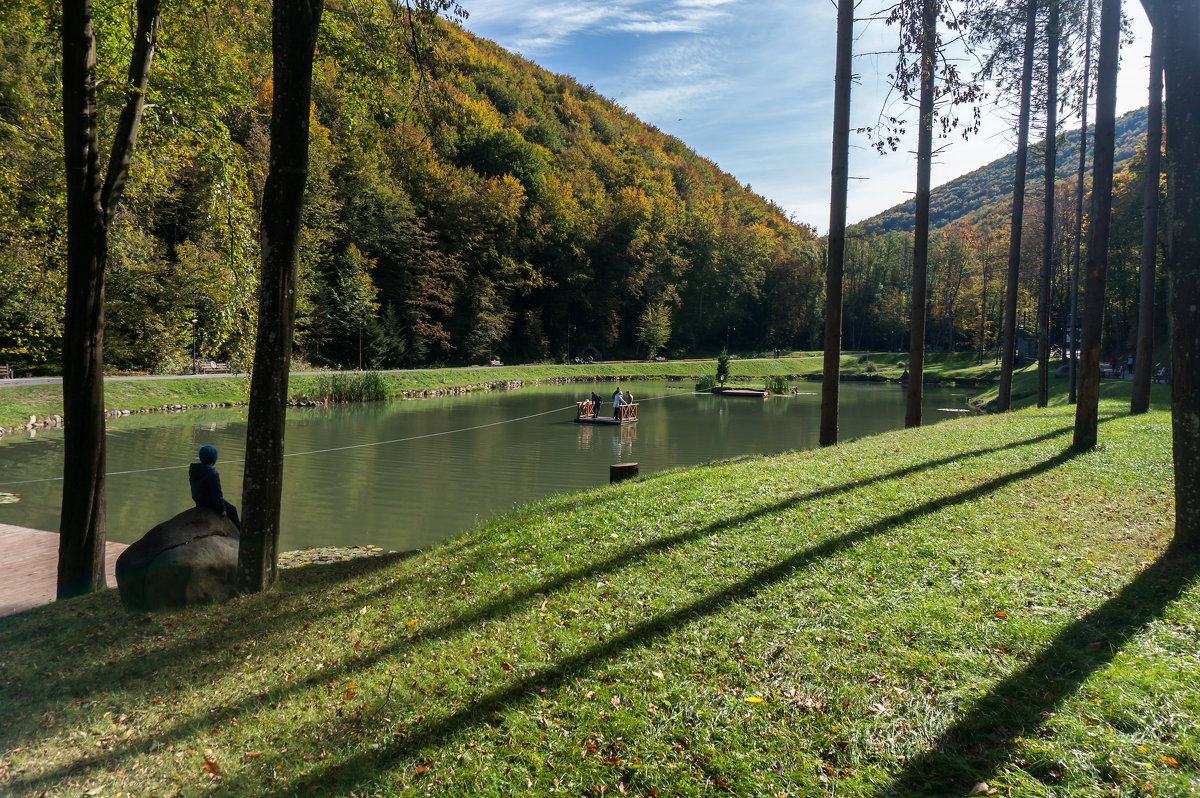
xmin=189 ymin=445 xmax=241 ymax=531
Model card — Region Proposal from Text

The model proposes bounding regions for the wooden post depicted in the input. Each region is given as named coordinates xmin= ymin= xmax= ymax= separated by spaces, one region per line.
xmin=610 ymin=462 xmax=639 ymax=483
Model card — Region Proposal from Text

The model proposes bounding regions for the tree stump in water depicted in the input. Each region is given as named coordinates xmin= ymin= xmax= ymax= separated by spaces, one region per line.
xmin=610 ymin=462 xmax=639 ymax=483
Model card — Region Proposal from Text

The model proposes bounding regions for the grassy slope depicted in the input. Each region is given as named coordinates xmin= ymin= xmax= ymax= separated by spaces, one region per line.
xmin=2 ymin=389 xmax=1196 ymax=796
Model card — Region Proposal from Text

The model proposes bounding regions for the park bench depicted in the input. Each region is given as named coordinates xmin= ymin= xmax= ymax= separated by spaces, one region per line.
xmin=197 ymin=361 xmax=232 ymax=374
xmin=0 ymin=364 xmax=12 ymax=379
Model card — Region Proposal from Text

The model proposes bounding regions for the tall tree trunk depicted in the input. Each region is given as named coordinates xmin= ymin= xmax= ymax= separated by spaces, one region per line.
xmin=238 ymin=0 xmax=324 ymax=593
xmin=1139 ymin=0 xmax=1200 ymax=554
xmin=1069 ymin=0 xmax=1094 ymax=405
xmin=1131 ymin=29 xmax=1162 ymax=414
xmin=1038 ymin=0 xmax=1060 ymax=407
xmin=1073 ymin=0 xmax=1121 ymax=448
xmin=906 ymin=0 xmax=937 ymax=429
xmin=58 ymin=0 xmax=161 ymax=599
xmin=997 ymin=0 xmax=1039 ymax=412
xmin=820 ymin=0 xmax=854 ymax=447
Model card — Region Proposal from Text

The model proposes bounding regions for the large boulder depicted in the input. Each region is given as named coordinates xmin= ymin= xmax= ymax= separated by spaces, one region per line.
xmin=116 ymin=507 xmax=240 ymax=611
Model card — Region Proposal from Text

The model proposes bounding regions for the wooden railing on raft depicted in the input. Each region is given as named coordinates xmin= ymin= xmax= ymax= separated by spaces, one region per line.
xmin=575 ymin=401 xmax=638 ymax=421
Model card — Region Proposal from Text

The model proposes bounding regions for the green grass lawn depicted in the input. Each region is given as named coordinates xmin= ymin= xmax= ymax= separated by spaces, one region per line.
xmin=2 ymin=397 xmax=1196 ymax=796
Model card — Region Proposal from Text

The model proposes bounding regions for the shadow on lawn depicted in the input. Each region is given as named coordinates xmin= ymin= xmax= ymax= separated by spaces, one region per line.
xmin=872 ymin=547 xmax=1200 ymax=797
xmin=6 ymin=422 xmax=1105 ymax=794
xmin=217 ymin=443 xmax=1089 ymax=796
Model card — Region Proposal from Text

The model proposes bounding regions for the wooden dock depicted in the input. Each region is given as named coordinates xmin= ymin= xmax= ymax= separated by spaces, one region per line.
xmin=711 ymin=387 xmax=769 ymax=399
xmin=0 ymin=523 xmax=127 ymax=617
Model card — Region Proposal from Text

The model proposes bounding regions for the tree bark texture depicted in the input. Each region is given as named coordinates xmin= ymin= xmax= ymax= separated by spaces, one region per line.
xmin=820 ymin=0 xmax=854 ymax=447
xmin=1139 ymin=0 xmax=1200 ymax=553
xmin=238 ymin=0 xmax=324 ymax=593
xmin=1130 ymin=29 xmax=1162 ymax=415
xmin=1073 ymin=0 xmax=1121 ymax=449
xmin=997 ymin=0 xmax=1039 ymax=413
xmin=1068 ymin=0 xmax=1093 ymax=405
xmin=906 ymin=0 xmax=937 ymax=429
xmin=1038 ymin=0 xmax=1060 ymax=408
xmin=58 ymin=0 xmax=161 ymax=599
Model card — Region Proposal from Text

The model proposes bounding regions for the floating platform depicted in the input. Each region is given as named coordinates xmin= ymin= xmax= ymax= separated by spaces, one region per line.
xmin=575 ymin=401 xmax=639 ymax=424
xmin=711 ymin=387 xmax=769 ymax=399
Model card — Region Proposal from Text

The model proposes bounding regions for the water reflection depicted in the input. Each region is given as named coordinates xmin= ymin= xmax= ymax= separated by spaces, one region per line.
xmin=0 ymin=382 xmax=969 ymax=552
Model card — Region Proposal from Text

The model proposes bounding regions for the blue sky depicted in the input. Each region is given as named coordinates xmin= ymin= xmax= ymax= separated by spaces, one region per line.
xmin=459 ymin=0 xmax=1154 ymax=232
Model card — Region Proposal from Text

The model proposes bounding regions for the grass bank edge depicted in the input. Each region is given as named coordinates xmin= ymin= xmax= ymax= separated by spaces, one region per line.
xmin=0 ymin=352 xmax=1009 ymax=431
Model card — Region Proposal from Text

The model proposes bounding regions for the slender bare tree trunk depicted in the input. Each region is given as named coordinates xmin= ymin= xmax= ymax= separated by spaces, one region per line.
xmin=820 ymin=0 xmax=854 ymax=447
xmin=238 ymin=0 xmax=324 ymax=593
xmin=1073 ymin=0 xmax=1121 ymax=449
xmin=1131 ymin=29 xmax=1162 ymax=414
xmin=58 ymin=0 xmax=161 ymax=599
xmin=997 ymin=0 xmax=1039 ymax=412
xmin=1068 ymin=0 xmax=1093 ymax=405
xmin=1139 ymin=0 xmax=1200 ymax=554
xmin=906 ymin=0 xmax=937 ymax=428
xmin=1038 ymin=0 xmax=1060 ymax=407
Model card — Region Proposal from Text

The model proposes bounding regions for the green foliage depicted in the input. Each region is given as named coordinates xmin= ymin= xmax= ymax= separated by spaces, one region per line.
xmin=716 ymin=348 xmax=731 ymax=384
xmin=766 ymin=374 xmax=790 ymax=394
xmin=636 ymin=302 xmax=671 ymax=359
xmin=695 ymin=373 xmax=718 ymax=392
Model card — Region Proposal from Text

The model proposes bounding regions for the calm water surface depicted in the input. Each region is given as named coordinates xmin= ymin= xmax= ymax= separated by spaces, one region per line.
xmin=0 ymin=382 xmax=971 ymax=551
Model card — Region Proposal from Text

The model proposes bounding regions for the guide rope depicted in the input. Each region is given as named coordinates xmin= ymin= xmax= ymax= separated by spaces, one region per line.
xmin=0 ymin=389 xmax=699 ymax=487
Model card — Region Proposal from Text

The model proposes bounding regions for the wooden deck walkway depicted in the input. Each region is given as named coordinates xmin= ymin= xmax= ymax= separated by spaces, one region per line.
xmin=0 ymin=523 xmax=128 ymax=617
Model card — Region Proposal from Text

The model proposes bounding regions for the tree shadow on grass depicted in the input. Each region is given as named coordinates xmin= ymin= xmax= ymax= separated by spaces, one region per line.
xmin=871 ymin=546 xmax=1200 ymax=797
xmin=0 ymin=549 xmax=412 ymax=742
xmin=7 ymin=426 xmax=1086 ymax=793
xmin=215 ymin=445 xmax=1087 ymax=796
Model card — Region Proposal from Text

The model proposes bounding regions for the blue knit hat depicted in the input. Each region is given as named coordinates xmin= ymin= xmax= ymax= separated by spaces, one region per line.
xmin=198 ymin=445 xmax=218 ymax=464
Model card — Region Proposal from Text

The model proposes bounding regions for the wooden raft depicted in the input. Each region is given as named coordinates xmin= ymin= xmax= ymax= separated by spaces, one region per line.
xmin=574 ymin=400 xmax=639 ymax=424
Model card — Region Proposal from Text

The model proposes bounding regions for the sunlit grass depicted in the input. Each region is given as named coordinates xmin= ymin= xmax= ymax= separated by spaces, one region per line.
xmin=1 ymin=399 xmax=1195 ymax=796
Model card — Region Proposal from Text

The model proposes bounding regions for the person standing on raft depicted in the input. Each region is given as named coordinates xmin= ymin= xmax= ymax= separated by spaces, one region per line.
xmin=612 ymin=386 xmax=624 ymax=420
xmin=190 ymin=445 xmax=241 ymax=530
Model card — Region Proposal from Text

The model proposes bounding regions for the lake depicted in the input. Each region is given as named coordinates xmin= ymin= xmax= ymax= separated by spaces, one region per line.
xmin=0 ymin=381 xmax=972 ymax=551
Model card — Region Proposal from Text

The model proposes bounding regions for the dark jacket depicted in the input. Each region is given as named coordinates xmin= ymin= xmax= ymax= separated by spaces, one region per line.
xmin=189 ymin=462 xmax=226 ymax=513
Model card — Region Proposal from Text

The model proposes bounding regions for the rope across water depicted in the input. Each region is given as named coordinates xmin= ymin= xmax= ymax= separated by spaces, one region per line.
xmin=0 ymin=389 xmax=699 ymax=487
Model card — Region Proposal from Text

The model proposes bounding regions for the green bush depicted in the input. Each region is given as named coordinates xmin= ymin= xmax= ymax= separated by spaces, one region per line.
xmin=695 ymin=374 xmax=718 ymax=392
xmin=766 ymin=374 xmax=790 ymax=394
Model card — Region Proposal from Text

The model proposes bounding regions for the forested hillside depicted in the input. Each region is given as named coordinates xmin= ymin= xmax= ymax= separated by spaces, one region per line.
xmin=0 ymin=1 xmax=820 ymax=374
xmin=833 ymin=120 xmax=1165 ymax=361
xmin=854 ymin=107 xmax=1149 ymax=235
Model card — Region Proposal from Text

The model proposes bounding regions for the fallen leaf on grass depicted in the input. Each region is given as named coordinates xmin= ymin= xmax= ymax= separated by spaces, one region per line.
xmin=203 ymin=751 xmax=220 ymax=777
xmin=412 ymin=763 xmax=430 ymax=777
xmin=745 ymin=696 xmax=765 ymax=703
xmin=994 ymin=610 xmax=1008 ymax=618
xmin=1162 ymin=756 xmax=1180 ymax=768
